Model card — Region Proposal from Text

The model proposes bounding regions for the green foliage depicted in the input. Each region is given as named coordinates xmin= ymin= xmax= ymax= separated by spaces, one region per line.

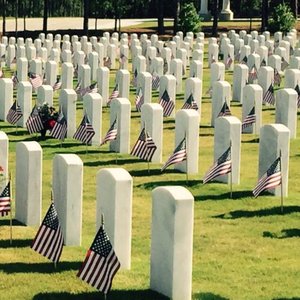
xmin=178 ymin=2 xmax=201 ymax=34
xmin=268 ymin=3 xmax=296 ymax=33
xmin=240 ymin=0 xmax=261 ymax=17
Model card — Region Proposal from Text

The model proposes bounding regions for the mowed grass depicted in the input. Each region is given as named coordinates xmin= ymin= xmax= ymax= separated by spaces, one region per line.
xmin=0 ymin=44 xmax=300 ymax=300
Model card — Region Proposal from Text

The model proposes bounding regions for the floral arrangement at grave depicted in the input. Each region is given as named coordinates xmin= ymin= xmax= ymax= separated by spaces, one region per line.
xmin=37 ymin=103 xmax=59 ymax=138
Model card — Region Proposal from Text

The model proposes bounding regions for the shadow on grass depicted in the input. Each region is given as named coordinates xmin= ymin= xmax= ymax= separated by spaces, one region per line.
xmin=194 ymin=292 xmax=229 ymax=300
xmin=129 ymin=168 xmax=162 ymax=177
xmin=84 ymin=158 xmax=141 ymax=167
xmin=163 ymin=119 xmax=175 ymax=124
xmin=6 ymin=129 xmax=28 ymax=136
xmin=273 ymin=298 xmax=300 ymax=300
xmin=137 ymin=179 xmax=200 ymax=190
xmin=0 ymin=261 xmax=81 ymax=274
xmin=0 ymin=218 xmax=26 ymax=226
xmin=0 ymin=238 xmax=32 ymax=248
xmin=195 ymin=190 xmax=253 ymax=202
xmin=32 ymin=290 xmax=169 ymax=300
xmin=241 ymin=138 xmax=259 ymax=143
xmin=263 ymin=228 xmax=300 ymax=239
xmin=38 ymin=142 xmax=83 ymax=148
xmin=215 ymin=206 xmax=300 ymax=219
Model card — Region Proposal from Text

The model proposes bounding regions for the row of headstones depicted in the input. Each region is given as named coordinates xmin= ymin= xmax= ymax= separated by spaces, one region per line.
xmin=0 ymin=30 xmax=202 ymax=76
xmin=209 ymin=28 xmax=300 ymax=72
xmin=0 ymin=121 xmax=290 ymax=298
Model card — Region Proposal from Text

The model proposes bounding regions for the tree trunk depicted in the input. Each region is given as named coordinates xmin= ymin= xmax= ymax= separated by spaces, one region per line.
xmin=290 ymin=0 xmax=298 ymax=18
xmin=261 ymin=0 xmax=268 ymax=32
xmin=173 ymin=0 xmax=180 ymax=35
xmin=23 ymin=1 xmax=26 ymax=31
xmin=83 ymin=0 xmax=89 ymax=35
xmin=212 ymin=0 xmax=219 ymax=37
xmin=43 ymin=0 xmax=48 ymax=32
xmin=157 ymin=0 xmax=164 ymax=35
xmin=15 ymin=0 xmax=18 ymax=38
xmin=2 ymin=0 xmax=6 ymax=36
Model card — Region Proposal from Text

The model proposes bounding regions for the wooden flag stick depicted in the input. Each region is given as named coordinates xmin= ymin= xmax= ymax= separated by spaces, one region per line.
xmin=279 ymin=151 xmax=283 ymax=213
xmin=104 ymin=293 xmax=107 ymax=300
xmin=86 ymin=143 xmax=88 ymax=154
xmin=9 ymin=172 xmax=12 ymax=245
xmin=147 ymin=161 xmax=150 ymax=174
xmin=229 ymin=141 xmax=233 ymax=199
xmin=115 ymin=151 xmax=118 ymax=164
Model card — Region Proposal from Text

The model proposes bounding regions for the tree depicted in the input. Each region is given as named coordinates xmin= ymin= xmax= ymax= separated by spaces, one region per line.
xmin=261 ymin=0 xmax=269 ymax=32
xmin=83 ymin=0 xmax=89 ymax=35
xmin=2 ymin=0 xmax=6 ymax=36
xmin=212 ymin=0 xmax=219 ymax=37
xmin=178 ymin=2 xmax=201 ymax=34
xmin=173 ymin=0 xmax=180 ymax=34
xmin=157 ymin=0 xmax=164 ymax=35
xmin=43 ymin=0 xmax=49 ymax=32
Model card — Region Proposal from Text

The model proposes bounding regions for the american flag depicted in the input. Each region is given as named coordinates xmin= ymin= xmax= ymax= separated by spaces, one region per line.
xmin=50 ymin=109 xmax=67 ymax=141
xmin=132 ymin=69 xmax=138 ymax=87
xmin=226 ymin=55 xmax=233 ymax=69
xmin=241 ymin=55 xmax=248 ymax=64
xmin=12 ymin=72 xmax=19 ymax=88
xmin=74 ymin=66 xmax=78 ymax=78
xmin=234 ymin=51 xmax=241 ymax=61
xmin=181 ymin=93 xmax=198 ymax=110
xmin=295 ymin=84 xmax=300 ymax=108
xmin=100 ymin=118 xmax=118 ymax=146
xmin=290 ymin=46 xmax=294 ymax=56
xmin=203 ymin=146 xmax=232 ymax=184
xmin=152 ymin=73 xmax=160 ymax=90
xmin=29 ymin=72 xmax=43 ymax=90
xmin=260 ymin=58 xmax=266 ymax=67
xmin=161 ymin=137 xmax=187 ymax=172
xmin=281 ymin=57 xmax=289 ymax=71
xmin=107 ymin=84 xmax=119 ymax=106
xmin=210 ymin=54 xmax=216 ymax=64
xmin=104 ymin=56 xmax=112 ymax=69
xmin=77 ymin=225 xmax=120 ymax=294
xmin=163 ymin=59 xmax=168 ymax=74
xmin=73 ymin=113 xmax=95 ymax=145
xmin=131 ymin=128 xmax=157 ymax=161
xmin=0 ymin=182 xmax=10 ymax=217
xmin=253 ymin=157 xmax=281 ymax=198
xmin=248 ymin=65 xmax=257 ymax=82
xmin=218 ymin=101 xmax=231 ymax=117
xmin=31 ymin=202 xmax=64 ymax=263
xmin=242 ymin=107 xmax=256 ymax=130
xmin=119 ymin=53 xmax=127 ymax=66
xmin=274 ymin=69 xmax=281 ymax=86
xmin=263 ymin=84 xmax=275 ymax=105
xmin=6 ymin=100 xmax=23 ymax=125
xmin=26 ymin=105 xmax=44 ymax=134
xmin=53 ymin=76 xmax=62 ymax=91
xmin=135 ymin=88 xmax=144 ymax=112
xmin=159 ymin=90 xmax=175 ymax=117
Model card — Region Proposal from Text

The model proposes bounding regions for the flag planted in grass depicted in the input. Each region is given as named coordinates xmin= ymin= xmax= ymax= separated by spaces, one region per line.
xmin=161 ymin=137 xmax=187 ymax=172
xmin=100 ymin=118 xmax=118 ymax=146
xmin=274 ymin=69 xmax=281 ymax=86
xmin=50 ymin=109 xmax=67 ymax=141
xmin=294 ymin=84 xmax=300 ymax=108
xmin=253 ymin=157 xmax=281 ymax=198
xmin=182 ymin=93 xmax=198 ymax=110
xmin=31 ymin=202 xmax=64 ymax=263
xmin=29 ymin=72 xmax=43 ymax=90
xmin=107 ymin=84 xmax=119 ymax=106
xmin=0 ymin=182 xmax=11 ymax=217
xmin=152 ymin=72 xmax=160 ymax=90
xmin=218 ymin=101 xmax=231 ymax=117
xmin=74 ymin=113 xmax=95 ymax=145
xmin=226 ymin=55 xmax=233 ymax=68
xmin=26 ymin=105 xmax=44 ymax=134
xmin=131 ymin=128 xmax=157 ymax=162
xmin=53 ymin=76 xmax=62 ymax=91
xmin=248 ymin=65 xmax=257 ymax=82
xmin=159 ymin=90 xmax=175 ymax=117
xmin=77 ymin=224 xmax=120 ymax=294
xmin=263 ymin=84 xmax=275 ymax=105
xmin=242 ymin=107 xmax=256 ymax=131
xmin=6 ymin=100 xmax=23 ymax=125
xmin=203 ymin=146 xmax=232 ymax=184
xmin=135 ymin=87 xmax=144 ymax=112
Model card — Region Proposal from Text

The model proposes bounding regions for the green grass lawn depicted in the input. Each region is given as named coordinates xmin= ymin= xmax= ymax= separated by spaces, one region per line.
xmin=0 ymin=46 xmax=300 ymax=300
